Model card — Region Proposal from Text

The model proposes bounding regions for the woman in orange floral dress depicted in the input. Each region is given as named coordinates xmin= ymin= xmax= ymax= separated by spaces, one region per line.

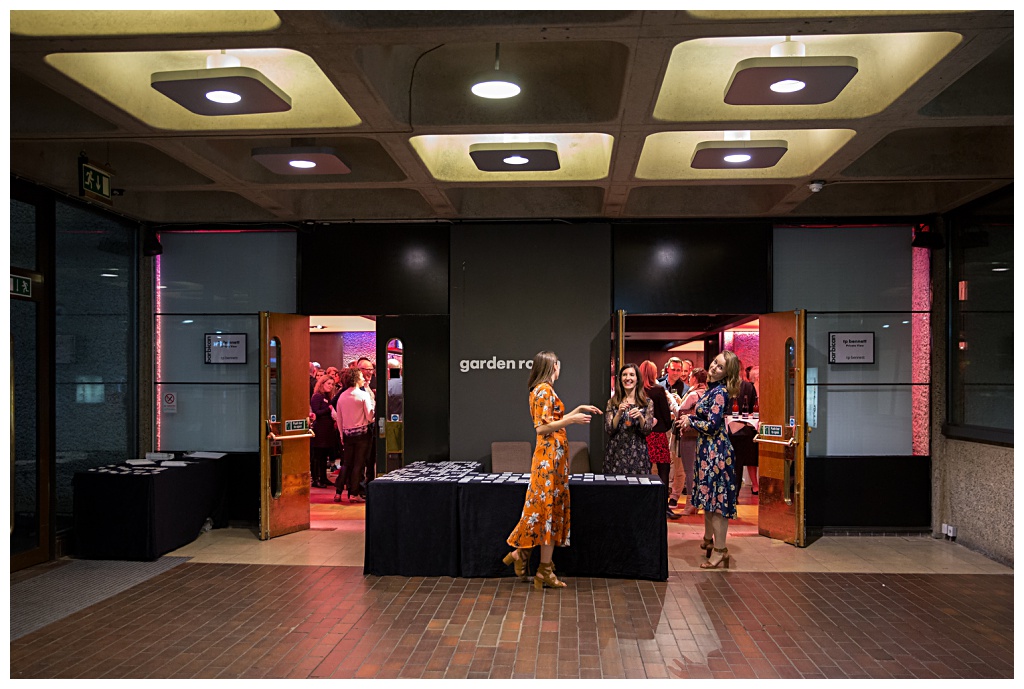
xmin=504 ymin=351 xmax=603 ymax=590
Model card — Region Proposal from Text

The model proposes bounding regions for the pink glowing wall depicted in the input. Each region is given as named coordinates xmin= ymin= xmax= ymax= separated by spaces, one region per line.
xmin=723 ymin=331 xmax=760 ymax=379
xmin=911 ymin=246 xmax=931 ymax=456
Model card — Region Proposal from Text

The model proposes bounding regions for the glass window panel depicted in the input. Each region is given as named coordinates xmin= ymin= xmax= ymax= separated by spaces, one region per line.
xmin=54 ymin=200 xmax=135 ymax=519
xmin=806 ymin=385 xmax=920 ymax=457
xmin=155 ymin=314 xmax=259 ymax=384
xmin=156 ymin=232 xmax=296 ymax=314
xmin=156 ymin=384 xmax=259 ymax=453
xmin=949 ymin=221 xmax=1012 ymax=433
xmin=11 ymin=298 xmax=39 ymax=555
xmin=806 ymin=313 xmax=930 ymax=384
xmin=11 ymin=199 xmax=37 ymax=271
xmin=774 ymin=226 xmax=914 ymax=312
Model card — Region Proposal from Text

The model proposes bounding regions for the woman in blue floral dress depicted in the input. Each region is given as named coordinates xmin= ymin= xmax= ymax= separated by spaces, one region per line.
xmin=678 ymin=350 xmax=741 ymax=569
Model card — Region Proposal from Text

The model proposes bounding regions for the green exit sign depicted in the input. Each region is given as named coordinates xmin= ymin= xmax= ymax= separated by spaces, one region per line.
xmin=11 ymin=275 xmax=32 ymax=298
xmin=79 ymin=161 xmax=112 ymax=205
xmin=285 ymin=419 xmax=308 ymax=432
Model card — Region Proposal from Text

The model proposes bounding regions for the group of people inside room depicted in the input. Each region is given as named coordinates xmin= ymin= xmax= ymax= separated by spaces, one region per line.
xmin=504 ymin=350 xmax=759 ymax=588
xmin=307 ymin=356 xmax=402 ymax=504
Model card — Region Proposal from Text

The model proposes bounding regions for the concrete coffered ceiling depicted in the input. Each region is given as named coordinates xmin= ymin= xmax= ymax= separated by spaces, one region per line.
xmin=8 ymin=9 xmax=1014 ymax=224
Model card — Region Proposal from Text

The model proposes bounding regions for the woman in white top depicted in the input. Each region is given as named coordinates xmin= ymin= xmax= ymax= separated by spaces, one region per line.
xmin=673 ymin=368 xmax=708 ymax=515
xmin=334 ymin=367 xmax=375 ymax=503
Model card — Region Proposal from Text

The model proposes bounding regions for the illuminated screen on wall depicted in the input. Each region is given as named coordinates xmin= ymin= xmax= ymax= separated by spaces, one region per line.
xmin=204 ymin=333 xmax=247 ymax=364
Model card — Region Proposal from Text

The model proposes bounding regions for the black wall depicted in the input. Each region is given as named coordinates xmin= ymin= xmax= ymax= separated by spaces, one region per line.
xmin=805 ymin=456 xmax=931 ymax=530
xmin=299 ymin=224 xmax=449 ymax=315
xmin=450 ymin=223 xmax=612 ymax=467
xmin=613 ymin=222 xmax=772 ymax=314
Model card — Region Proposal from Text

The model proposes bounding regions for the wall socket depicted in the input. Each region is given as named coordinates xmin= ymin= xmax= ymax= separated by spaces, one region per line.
xmin=948 ymin=525 xmax=957 ymax=540
xmin=941 ymin=523 xmax=948 ymax=535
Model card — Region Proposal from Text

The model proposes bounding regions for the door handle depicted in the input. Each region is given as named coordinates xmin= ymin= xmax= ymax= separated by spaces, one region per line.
xmin=753 ymin=435 xmax=797 ymax=446
xmin=267 ymin=431 xmax=315 ymax=441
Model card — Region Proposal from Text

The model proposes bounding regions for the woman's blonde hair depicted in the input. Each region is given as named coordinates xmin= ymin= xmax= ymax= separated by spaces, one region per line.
xmin=720 ymin=350 xmax=742 ymax=399
xmin=610 ymin=363 xmax=649 ymax=409
xmin=527 ymin=351 xmax=559 ymax=390
xmin=313 ymin=374 xmax=334 ymax=396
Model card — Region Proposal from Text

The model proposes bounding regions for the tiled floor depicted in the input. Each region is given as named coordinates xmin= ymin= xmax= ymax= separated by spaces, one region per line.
xmin=9 ymin=486 xmax=1013 ymax=679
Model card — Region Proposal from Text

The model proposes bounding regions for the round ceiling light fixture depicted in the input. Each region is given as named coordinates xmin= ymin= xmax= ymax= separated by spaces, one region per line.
xmin=206 ymin=90 xmax=242 ymax=104
xmin=724 ymin=153 xmax=752 ymax=163
xmin=289 ymin=159 xmax=317 ymax=169
xmin=770 ymin=79 xmax=806 ymax=93
xmin=471 ymin=43 xmax=521 ymax=99
xmin=503 ymin=155 xmax=529 ymax=165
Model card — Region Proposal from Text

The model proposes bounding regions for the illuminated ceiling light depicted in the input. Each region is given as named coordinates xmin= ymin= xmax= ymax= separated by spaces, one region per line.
xmin=100 ymin=273 xmax=118 ymax=278
xmin=157 ymin=285 xmax=168 ymax=289
xmin=151 ymin=50 xmax=291 ymax=116
xmin=770 ymin=79 xmax=806 ymax=93
xmin=469 ymin=142 xmax=559 ymax=172
xmin=690 ymin=139 xmax=788 ymax=169
xmin=471 ymin=43 xmax=521 ymax=99
xmin=724 ymin=36 xmax=858 ymax=106
xmin=310 ymin=324 xmax=326 ymax=329
xmin=182 ymin=320 xmax=194 ymax=324
xmin=251 ymin=146 xmax=351 ymax=175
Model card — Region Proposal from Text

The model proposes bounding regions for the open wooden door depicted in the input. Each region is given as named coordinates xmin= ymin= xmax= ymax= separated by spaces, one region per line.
xmin=755 ymin=309 xmax=808 ymax=546
xmin=258 ymin=312 xmax=311 ymax=540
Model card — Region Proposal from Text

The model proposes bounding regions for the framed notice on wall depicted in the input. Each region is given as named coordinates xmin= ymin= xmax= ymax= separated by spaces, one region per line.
xmin=828 ymin=332 xmax=874 ymax=364
xmin=205 ymin=333 xmax=247 ymax=364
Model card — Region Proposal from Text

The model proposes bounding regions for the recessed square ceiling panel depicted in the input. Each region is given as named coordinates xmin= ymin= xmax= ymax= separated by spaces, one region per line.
xmin=724 ymin=57 xmax=859 ymax=105
xmin=45 ymin=49 xmax=361 ymax=131
xmin=411 ymin=134 xmax=612 ymax=182
xmin=10 ymin=10 xmax=280 ymax=36
xmin=638 ymin=130 xmax=854 ymax=180
xmin=690 ymin=140 xmax=788 ymax=169
xmin=251 ymin=147 xmax=351 ymax=175
xmin=469 ymin=143 xmax=560 ymax=172
xmin=152 ymin=67 xmax=291 ymax=116
xmin=654 ymin=32 xmax=961 ymax=122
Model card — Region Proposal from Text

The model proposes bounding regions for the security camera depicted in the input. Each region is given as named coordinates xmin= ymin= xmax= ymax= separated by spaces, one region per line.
xmin=808 ymin=180 xmax=825 ymax=193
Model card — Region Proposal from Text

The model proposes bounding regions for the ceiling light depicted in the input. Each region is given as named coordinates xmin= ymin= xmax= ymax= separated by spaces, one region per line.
xmin=251 ymin=146 xmax=351 ymax=175
xmin=469 ymin=142 xmax=560 ymax=172
xmin=100 ymin=273 xmax=117 ymax=278
xmin=151 ymin=51 xmax=291 ymax=116
xmin=182 ymin=320 xmax=194 ymax=324
xmin=724 ymin=36 xmax=858 ymax=106
xmin=770 ymin=79 xmax=806 ymax=93
xmin=690 ymin=139 xmax=788 ymax=169
xmin=471 ymin=43 xmax=521 ymax=99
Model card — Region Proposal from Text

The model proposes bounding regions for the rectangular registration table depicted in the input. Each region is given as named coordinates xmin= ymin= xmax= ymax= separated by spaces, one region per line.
xmin=364 ymin=461 xmax=482 ymax=577
xmin=73 ymin=459 xmax=219 ymax=561
xmin=458 ymin=473 xmax=668 ymax=581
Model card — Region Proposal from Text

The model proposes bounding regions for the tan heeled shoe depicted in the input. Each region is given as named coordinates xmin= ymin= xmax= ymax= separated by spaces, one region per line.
xmin=533 ymin=561 xmax=566 ymax=590
xmin=700 ymin=547 xmax=730 ymax=569
xmin=501 ymin=548 xmax=532 ymax=580
xmin=699 ymin=537 xmax=714 ymax=559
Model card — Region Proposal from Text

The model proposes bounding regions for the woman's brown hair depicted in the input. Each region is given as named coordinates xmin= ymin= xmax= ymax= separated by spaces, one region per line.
xmin=527 ymin=350 xmax=559 ymax=390
xmin=340 ymin=367 xmax=363 ymax=389
xmin=610 ymin=363 xmax=649 ymax=409
xmin=720 ymin=350 xmax=742 ymax=399
xmin=638 ymin=360 xmax=660 ymax=389
xmin=313 ymin=374 xmax=335 ymax=396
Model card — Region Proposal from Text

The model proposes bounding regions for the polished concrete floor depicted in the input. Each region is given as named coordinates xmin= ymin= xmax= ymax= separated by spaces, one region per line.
xmin=9 ymin=484 xmax=1014 ymax=679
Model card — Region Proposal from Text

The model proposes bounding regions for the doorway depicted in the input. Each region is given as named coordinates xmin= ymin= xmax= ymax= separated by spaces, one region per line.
xmin=620 ymin=313 xmax=761 ymax=526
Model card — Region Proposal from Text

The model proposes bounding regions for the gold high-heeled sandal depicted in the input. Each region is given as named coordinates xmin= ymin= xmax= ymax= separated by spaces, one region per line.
xmin=699 ymin=537 xmax=714 ymax=559
xmin=700 ymin=547 xmax=730 ymax=569
xmin=501 ymin=548 xmax=532 ymax=580
xmin=533 ymin=561 xmax=566 ymax=590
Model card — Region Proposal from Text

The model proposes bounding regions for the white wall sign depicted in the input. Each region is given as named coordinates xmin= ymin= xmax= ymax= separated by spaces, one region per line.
xmin=205 ymin=333 xmax=247 ymax=364
xmin=828 ymin=332 xmax=875 ymax=364
xmin=162 ymin=391 xmax=177 ymax=414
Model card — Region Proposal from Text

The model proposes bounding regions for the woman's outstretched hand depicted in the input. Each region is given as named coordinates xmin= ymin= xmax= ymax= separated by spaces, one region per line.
xmin=566 ymin=405 xmax=603 ymax=425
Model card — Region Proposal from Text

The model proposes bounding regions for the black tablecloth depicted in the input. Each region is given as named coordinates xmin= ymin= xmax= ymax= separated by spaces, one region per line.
xmin=458 ymin=474 xmax=668 ymax=581
xmin=363 ymin=461 xmax=481 ymax=577
xmin=73 ymin=460 xmax=219 ymax=561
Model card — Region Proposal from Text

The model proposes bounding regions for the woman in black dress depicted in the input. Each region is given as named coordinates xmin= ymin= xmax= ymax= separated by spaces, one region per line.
xmin=603 ymin=363 xmax=654 ymax=474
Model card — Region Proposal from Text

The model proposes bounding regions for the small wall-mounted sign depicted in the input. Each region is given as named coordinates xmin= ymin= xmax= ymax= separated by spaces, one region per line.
xmin=285 ymin=419 xmax=308 ymax=432
xmin=205 ymin=333 xmax=247 ymax=364
xmin=760 ymin=424 xmax=783 ymax=437
xmin=10 ymin=274 xmax=32 ymax=298
xmin=162 ymin=391 xmax=178 ymax=414
xmin=828 ymin=331 xmax=875 ymax=364
xmin=79 ymin=159 xmax=113 ymax=205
